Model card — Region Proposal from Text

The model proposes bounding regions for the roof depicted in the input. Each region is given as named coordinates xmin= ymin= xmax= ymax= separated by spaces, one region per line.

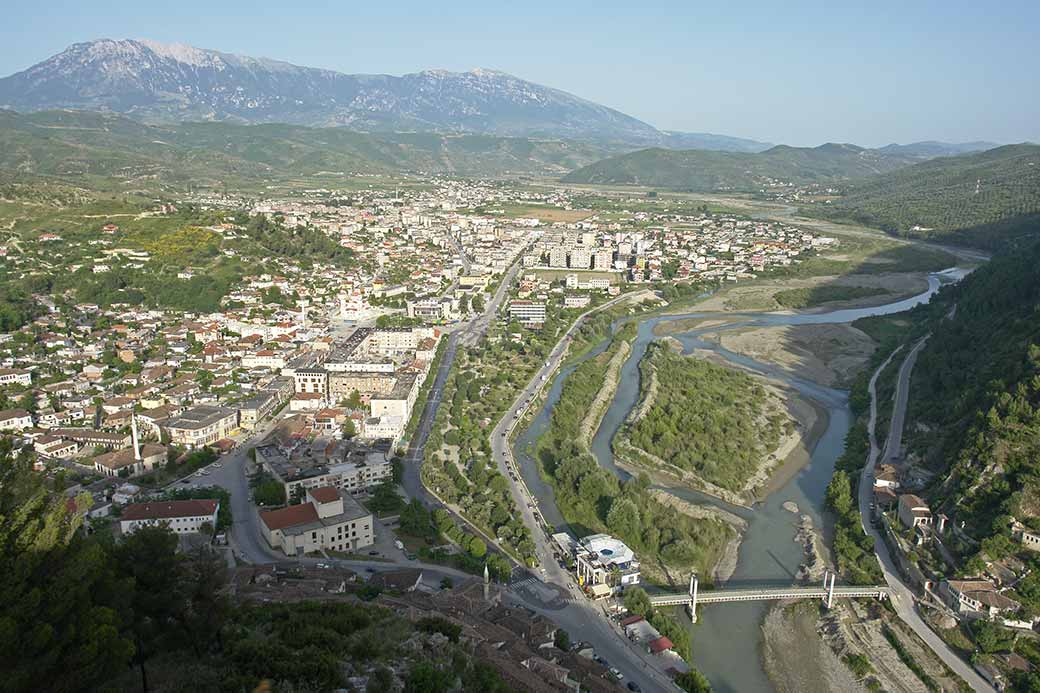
xmin=122 ymin=499 xmax=218 ymax=521
xmin=649 ymin=636 xmax=674 ymax=653
xmin=620 ymin=615 xmax=645 ymax=627
xmin=260 ymin=503 xmax=320 ymax=531
xmin=309 ymin=486 xmax=340 ymax=504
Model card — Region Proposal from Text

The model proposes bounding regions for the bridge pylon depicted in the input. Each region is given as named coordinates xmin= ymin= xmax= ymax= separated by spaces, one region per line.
xmin=686 ymin=573 xmax=699 ymax=623
xmin=821 ymin=570 xmax=837 ymax=609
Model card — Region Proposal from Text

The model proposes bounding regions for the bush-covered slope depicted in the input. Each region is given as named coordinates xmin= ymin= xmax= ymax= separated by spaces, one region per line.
xmin=819 ymin=144 xmax=1040 ymax=248
xmin=561 ymin=142 xmax=918 ymax=191
xmin=908 ymin=234 xmax=1040 ymax=543
xmin=0 ymin=109 xmax=618 ymax=187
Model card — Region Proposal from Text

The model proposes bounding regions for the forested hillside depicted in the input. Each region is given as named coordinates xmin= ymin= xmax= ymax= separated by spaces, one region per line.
xmin=818 ymin=144 xmax=1040 ymax=249
xmin=907 ymin=232 xmax=1040 ymax=549
xmin=561 ymin=143 xmax=920 ymax=191
xmin=0 ymin=109 xmax=618 ymax=188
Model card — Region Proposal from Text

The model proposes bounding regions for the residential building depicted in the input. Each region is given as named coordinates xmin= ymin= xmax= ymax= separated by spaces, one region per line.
xmin=0 ymin=409 xmax=33 ymax=431
xmin=508 ymin=300 xmax=546 ymax=326
xmin=897 ymin=494 xmax=933 ymax=529
xmin=940 ymin=579 xmax=1022 ymax=618
xmin=574 ymin=533 xmax=640 ymax=597
xmin=0 ymin=368 xmax=32 ymax=386
xmin=259 ymin=486 xmax=373 ymax=555
xmin=119 ymin=499 xmax=220 ymax=535
xmin=164 ymin=405 xmax=238 ymax=447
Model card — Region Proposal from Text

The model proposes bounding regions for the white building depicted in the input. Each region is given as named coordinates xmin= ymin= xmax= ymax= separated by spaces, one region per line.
xmin=508 ymin=300 xmax=547 ymax=326
xmin=119 ymin=499 xmax=220 ymax=535
xmin=575 ymin=533 xmax=641 ymax=597
xmin=259 ymin=487 xmax=373 ymax=555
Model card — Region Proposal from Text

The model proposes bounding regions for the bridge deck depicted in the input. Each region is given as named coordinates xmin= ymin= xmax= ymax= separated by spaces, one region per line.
xmin=649 ymin=586 xmax=888 ymax=607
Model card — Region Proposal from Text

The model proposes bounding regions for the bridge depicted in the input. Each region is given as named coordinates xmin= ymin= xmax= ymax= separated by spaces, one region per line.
xmin=649 ymin=572 xmax=889 ymax=622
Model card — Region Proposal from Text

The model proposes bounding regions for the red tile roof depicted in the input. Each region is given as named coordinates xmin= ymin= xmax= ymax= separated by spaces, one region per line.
xmin=260 ymin=503 xmax=319 ymax=531
xmin=309 ymin=487 xmax=339 ymax=504
xmin=122 ymin=499 xmax=218 ymax=521
xmin=649 ymin=636 xmax=674 ymax=653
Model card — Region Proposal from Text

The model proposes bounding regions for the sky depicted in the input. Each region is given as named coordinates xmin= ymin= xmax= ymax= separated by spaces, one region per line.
xmin=2 ymin=0 xmax=1038 ymax=147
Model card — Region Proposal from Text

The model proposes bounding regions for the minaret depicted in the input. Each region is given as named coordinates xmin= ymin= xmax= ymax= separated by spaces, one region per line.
xmin=131 ymin=411 xmax=142 ymax=462
xmin=298 ymin=299 xmax=310 ymax=329
xmin=483 ymin=563 xmax=490 ymax=601
xmin=338 ymin=292 xmax=347 ymax=319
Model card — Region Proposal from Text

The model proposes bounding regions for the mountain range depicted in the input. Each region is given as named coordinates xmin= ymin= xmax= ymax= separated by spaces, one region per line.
xmin=0 ymin=38 xmax=771 ymax=152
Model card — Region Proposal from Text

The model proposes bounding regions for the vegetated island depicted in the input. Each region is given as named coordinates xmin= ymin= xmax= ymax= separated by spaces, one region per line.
xmin=535 ymin=324 xmax=735 ymax=593
xmin=613 ymin=341 xmax=807 ymax=505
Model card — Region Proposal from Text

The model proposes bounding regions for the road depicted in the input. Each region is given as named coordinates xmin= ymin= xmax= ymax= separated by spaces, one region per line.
xmin=860 ymin=338 xmax=994 ymax=693
xmin=164 ymin=416 xmax=474 ymax=586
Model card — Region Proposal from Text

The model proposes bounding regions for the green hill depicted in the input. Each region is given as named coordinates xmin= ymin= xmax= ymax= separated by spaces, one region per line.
xmin=817 ymin=144 xmax=1040 ymax=248
xmin=0 ymin=109 xmax=619 ymax=189
xmin=902 ymin=236 xmax=1040 ymax=616
xmin=560 ymin=142 xmax=918 ymax=191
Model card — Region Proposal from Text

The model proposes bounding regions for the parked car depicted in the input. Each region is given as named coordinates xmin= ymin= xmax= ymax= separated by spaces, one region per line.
xmin=627 ymin=682 xmax=642 ymax=692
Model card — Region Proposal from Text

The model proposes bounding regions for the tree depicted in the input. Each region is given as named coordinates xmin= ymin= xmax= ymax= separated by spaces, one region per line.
xmin=0 ymin=442 xmax=135 ymax=692
xmin=342 ymin=418 xmax=357 ymax=439
xmin=400 ymin=499 xmax=434 ymax=539
xmin=116 ymin=525 xmax=186 ymax=692
xmin=675 ymin=669 xmax=713 ymax=692
xmin=345 ymin=389 xmax=364 ymax=411
xmin=369 ymin=480 xmax=405 ymax=513
xmin=468 ymin=537 xmax=487 ymax=559
xmin=554 ymin=628 xmax=571 ymax=651
xmin=623 ymin=586 xmax=653 ymax=618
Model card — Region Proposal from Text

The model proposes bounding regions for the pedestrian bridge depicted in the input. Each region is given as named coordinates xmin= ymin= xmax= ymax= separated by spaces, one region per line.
xmin=648 ymin=572 xmax=888 ymax=621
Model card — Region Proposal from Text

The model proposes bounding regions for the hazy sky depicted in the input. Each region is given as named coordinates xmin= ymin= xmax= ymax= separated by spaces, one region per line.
xmin=2 ymin=0 xmax=1037 ymax=147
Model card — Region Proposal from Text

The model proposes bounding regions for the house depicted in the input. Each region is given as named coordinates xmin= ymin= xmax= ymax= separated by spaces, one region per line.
xmin=119 ymin=499 xmax=219 ymax=535
xmin=259 ymin=486 xmax=373 ymax=555
xmin=369 ymin=568 xmax=423 ymax=592
xmin=0 ymin=409 xmax=33 ymax=431
xmin=1012 ymin=521 xmax=1040 ymax=552
xmin=164 ymin=405 xmax=238 ymax=448
xmin=574 ymin=533 xmax=640 ymax=596
xmin=897 ymin=494 xmax=933 ymax=529
xmin=873 ymin=464 xmax=900 ymax=489
xmin=0 ymin=368 xmax=32 ymax=387
xmin=941 ymin=579 xmax=1022 ymax=619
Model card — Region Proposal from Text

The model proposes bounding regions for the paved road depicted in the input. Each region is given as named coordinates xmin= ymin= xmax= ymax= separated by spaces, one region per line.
xmin=860 ymin=338 xmax=994 ymax=693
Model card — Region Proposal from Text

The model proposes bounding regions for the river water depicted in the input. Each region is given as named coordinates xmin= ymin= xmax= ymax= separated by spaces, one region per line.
xmin=513 ymin=270 xmax=970 ymax=692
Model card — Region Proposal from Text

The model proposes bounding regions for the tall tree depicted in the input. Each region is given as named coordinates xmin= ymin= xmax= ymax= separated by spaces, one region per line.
xmin=0 ymin=441 xmax=134 ymax=693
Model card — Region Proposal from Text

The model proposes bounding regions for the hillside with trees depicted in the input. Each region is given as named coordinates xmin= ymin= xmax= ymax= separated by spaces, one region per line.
xmin=561 ymin=143 xmax=923 ymax=191
xmin=0 ymin=109 xmax=618 ymax=187
xmin=0 ymin=440 xmax=513 ymax=693
xmin=817 ymin=144 xmax=1040 ymax=249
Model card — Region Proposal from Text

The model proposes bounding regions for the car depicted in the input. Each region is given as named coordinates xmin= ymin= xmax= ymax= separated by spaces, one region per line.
xmin=368 ymin=550 xmax=380 ymax=556
xmin=365 ymin=567 xmax=375 ymax=573
xmin=180 ymin=479 xmax=191 ymax=484
xmin=627 ymin=683 xmax=641 ymax=692
xmin=213 ymin=462 xmax=222 ymax=468
xmin=609 ymin=667 xmax=623 ymax=681
xmin=316 ymin=562 xmax=330 ymax=569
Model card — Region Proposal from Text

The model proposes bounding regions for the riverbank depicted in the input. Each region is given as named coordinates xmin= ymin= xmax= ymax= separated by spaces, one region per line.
xmin=648 ymin=490 xmax=747 ymax=585
xmin=762 ymin=601 xmax=866 ymax=693
xmin=702 ymin=323 xmax=877 ymax=388
xmin=673 ymin=272 xmax=931 ymax=314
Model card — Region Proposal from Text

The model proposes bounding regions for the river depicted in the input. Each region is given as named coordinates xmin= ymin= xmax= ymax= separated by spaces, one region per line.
xmin=513 ymin=269 xmax=970 ymax=693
